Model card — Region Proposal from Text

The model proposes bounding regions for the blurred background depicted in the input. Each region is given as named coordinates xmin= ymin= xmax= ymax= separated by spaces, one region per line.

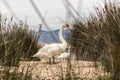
xmin=0 ymin=0 xmax=115 ymax=31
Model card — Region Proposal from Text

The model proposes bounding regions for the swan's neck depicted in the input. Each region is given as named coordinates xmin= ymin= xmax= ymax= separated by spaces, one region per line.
xmin=59 ymin=26 xmax=67 ymax=44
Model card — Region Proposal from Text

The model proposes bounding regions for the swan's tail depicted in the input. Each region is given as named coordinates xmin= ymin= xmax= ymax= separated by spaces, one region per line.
xmin=32 ymin=54 xmax=37 ymax=57
xmin=32 ymin=52 xmax=49 ymax=58
xmin=32 ymin=52 xmax=41 ymax=57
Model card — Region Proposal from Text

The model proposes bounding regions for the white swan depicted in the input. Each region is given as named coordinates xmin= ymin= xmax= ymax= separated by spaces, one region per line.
xmin=57 ymin=52 xmax=70 ymax=59
xmin=32 ymin=24 xmax=69 ymax=63
xmin=57 ymin=47 xmax=70 ymax=59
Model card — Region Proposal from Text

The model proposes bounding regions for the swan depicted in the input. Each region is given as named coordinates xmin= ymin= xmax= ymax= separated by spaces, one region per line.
xmin=57 ymin=47 xmax=70 ymax=59
xmin=57 ymin=52 xmax=70 ymax=59
xmin=32 ymin=24 xmax=69 ymax=63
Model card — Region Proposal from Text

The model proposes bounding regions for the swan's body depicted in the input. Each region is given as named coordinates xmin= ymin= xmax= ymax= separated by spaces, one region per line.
xmin=33 ymin=43 xmax=67 ymax=58
xmin=57 ymin=52 xmax=70 ymax=59
xmin=32 ymin=24 xmax=69 ymax=63
xmin=57 ymin=46 xmax=70 ymax=60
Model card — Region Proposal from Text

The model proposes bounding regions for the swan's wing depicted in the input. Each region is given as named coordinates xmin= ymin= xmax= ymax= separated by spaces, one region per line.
xmin=46 ymin=44 xmax=66 ymax=53
xmin=37 ymin=43 xmax=67 ymax=57
xmin=38 ymin=44 xmax=49 ymax=52
xmin=39 ymin=43 xmax=65 ymax=52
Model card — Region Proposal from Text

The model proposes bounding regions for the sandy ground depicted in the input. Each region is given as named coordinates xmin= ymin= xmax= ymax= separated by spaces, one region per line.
xmin=16 ymin=60 xmax=105 ymax=80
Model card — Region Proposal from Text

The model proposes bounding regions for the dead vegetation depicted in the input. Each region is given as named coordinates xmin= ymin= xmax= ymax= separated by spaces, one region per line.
xmin=69 ymin=2 xmax=120 ymax=80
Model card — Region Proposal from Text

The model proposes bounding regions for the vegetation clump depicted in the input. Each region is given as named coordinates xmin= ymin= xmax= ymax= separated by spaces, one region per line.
xmin=69 ymin=2 xmax=120 ymax=80
xmin=0 ymin=15 xmax=39 ymax=79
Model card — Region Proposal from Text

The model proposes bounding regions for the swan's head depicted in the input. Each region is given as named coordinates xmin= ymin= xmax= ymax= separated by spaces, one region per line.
xmin=62 ymin=24 xmax=69 ymax=28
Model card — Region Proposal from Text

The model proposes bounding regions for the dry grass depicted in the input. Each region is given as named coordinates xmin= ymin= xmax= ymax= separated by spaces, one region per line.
xmin=0 ymin=14 xmax=39 ymax=80
xmin=69 ymin=2 xmax=120 ymax=79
